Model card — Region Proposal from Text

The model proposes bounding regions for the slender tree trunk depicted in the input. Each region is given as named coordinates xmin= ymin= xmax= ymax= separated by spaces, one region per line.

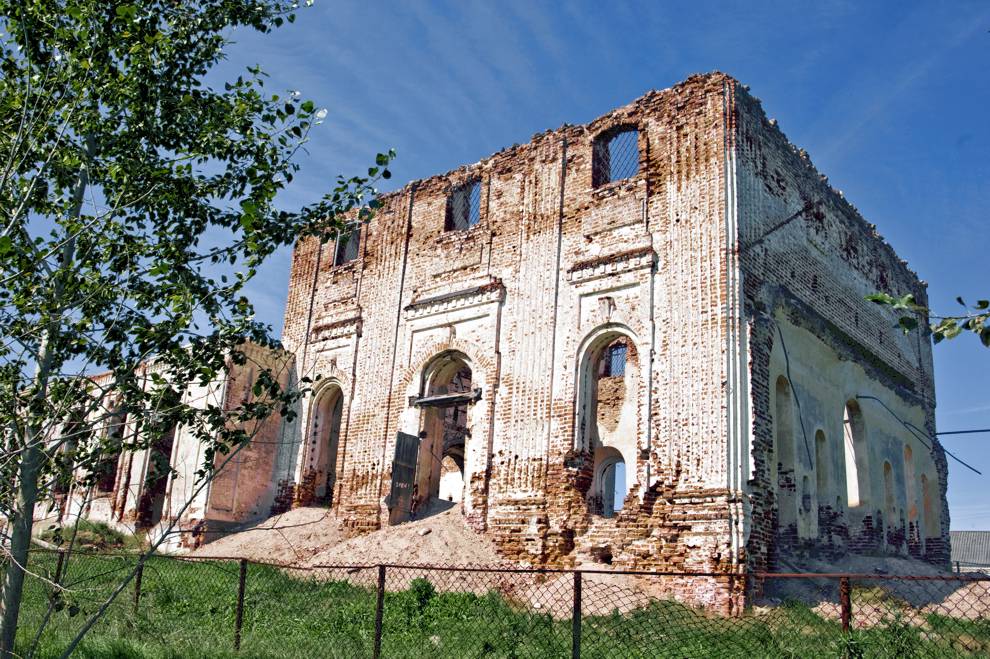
xmin=0 ymin=136 xmax=91 ymax=655
xmin=0 ymin=372 xmax=48 ymax=654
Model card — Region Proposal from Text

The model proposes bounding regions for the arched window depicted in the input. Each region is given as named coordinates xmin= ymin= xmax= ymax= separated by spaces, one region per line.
xmin=576 ymin=332 xmax=637 ymax=452
xmin=842 ymin=400 xmax=869 ymax=509
xmin=575 ymin=329 xmax=639 ymax=519
xmin=774 ymin=376 xmax=797 ymax=530
xmin=815 ymin=429 xmax=829 ymax=507
xmin=592 ymin=127 xmax=639 ymax=187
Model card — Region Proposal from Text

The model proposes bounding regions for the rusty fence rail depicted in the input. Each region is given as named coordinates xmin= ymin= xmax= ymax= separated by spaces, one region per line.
xmin=11 ymin=550 xmax=990 ymax=657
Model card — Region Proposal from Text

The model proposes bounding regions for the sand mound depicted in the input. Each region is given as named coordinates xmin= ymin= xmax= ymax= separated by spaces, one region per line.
xmin=190 ymin=506 xmax=347 ymax=564
xmin=305 ymin=501 xmax=509 ymax=569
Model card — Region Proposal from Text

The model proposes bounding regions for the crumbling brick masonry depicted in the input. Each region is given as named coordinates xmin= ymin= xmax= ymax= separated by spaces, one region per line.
xmin=63 ymin=73 xmax=950 ymax=610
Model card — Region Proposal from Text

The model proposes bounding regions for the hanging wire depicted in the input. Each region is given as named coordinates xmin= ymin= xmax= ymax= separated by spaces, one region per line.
xmin=768 ymin=312 xmax=981 ymax=475
xmin=855 ymin=395 xmax=981 ymax=475
xmin=773 ymin=322 xmax=814 ymax=467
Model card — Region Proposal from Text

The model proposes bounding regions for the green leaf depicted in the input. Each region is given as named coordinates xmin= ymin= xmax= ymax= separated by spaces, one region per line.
xmin=0 ymin=236 xmax=12 ymax=256
xmin=866 ymin=293 xmax=895 ymax=305
xmin=300 ymin=100 xmax=315 ymax=113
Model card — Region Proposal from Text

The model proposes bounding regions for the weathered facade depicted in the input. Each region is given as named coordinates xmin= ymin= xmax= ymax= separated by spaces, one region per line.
xmin=276 ymin=73 xmax=949 ymax=580
xmin=61 ymin=73 xmax=950 ymax=608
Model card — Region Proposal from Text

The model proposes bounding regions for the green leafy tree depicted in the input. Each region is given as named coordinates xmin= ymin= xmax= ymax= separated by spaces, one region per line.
xmin=0 ymin=1 xmax=392 ymax=654
xmin=866 ymin=293 xmax=990 ymax=347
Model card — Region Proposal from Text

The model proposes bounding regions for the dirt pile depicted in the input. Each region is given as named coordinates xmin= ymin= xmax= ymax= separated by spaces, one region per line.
xmin=305 ymin=501 xmax=509 ymax=568
xmin=190 ymin=506 xmax=347 ymax=564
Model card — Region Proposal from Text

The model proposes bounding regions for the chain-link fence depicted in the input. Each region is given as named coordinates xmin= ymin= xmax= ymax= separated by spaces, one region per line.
xmin=10 ymin=550 xmax=990 ymax=657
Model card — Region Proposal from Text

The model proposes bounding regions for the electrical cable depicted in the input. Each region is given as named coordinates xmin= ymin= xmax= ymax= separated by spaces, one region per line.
xmin=768 ymin=312 xmax=981 ymax=475
xmin=855 ymin=395 xmax=981 ymax=475
xmin=936 ymin=429 xmax=990 ymax=436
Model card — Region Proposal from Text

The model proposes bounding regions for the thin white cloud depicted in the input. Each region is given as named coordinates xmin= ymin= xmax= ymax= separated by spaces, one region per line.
xmin=821 ymin=8 xmax=990 ymax=163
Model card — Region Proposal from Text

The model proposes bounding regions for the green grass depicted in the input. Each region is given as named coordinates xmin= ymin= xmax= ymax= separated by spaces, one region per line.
xmin=39 ymin=520 xmax=146 ymax=553
xmin=11 ymin=554 xmax=989 ymax=658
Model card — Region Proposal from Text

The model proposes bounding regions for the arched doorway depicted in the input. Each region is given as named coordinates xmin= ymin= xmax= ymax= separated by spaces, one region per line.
xmin=594 ymin=449 xmax=626 ymax=518
xmin=415 ymin=352 xmax=474 ymax=514
xmin=308 ymin=385 xmax=344 ymax=505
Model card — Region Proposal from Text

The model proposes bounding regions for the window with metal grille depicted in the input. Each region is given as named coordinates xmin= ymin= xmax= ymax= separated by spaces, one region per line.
xmin=445 ymin=179 xmax=481 ymax=231
xmin=592 ymin=127 xmax=639 ymax=187
xmin=333 ymin=224 xmax=360 ymax=266
xmin=600 ymin=343 xmax=627 ymax=377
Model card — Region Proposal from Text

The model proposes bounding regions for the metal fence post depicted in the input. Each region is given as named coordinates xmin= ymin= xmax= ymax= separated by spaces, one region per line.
xmin=373 ymin=565 xmax=386 ymax=659
xmin=234 ymin=558 xmax=247 ymax=651
xmin=53 ymin=549 xmax=66 ymax=589
xmin=133 ymin=561 xmax=144 ymax=614
xmin=839 ymin=576 xmax=851 ymax=633
xmin=572 ymin=571 xmax=582 ymax=659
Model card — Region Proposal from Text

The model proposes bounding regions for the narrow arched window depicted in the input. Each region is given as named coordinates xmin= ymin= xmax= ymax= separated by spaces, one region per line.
xmin=774 ymin=376 xmax=797 ymax=530
xmin=843 ymin=400 xmax=869 ymax=509
xmin=592 ymin=127 xmax=639 ymax=187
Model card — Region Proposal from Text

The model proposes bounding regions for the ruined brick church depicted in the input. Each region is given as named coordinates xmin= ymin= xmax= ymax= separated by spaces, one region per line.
xmin=64 ymin=73 xmax=950 ymax=592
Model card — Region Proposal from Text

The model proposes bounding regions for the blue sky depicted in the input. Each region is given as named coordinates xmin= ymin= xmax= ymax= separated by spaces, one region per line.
xmin=221 ymin=1 xmax=990 ymax=529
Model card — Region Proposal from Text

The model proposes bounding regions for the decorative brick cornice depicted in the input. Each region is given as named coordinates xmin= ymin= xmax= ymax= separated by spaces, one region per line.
xmin=311 ymin=316 xmax=362 ymax=341
xmin=568 ymin=246 xmax=655 ymax=283
xmin=405 ymin=281 xmax=504 ymax=319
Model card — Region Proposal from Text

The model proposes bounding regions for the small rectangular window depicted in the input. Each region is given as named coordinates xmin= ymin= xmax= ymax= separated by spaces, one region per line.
xmin=333 ymin=224 xmax=360 ymax=266
xmin=445 ymin=180 xmax=481 ymax=231
xmin=592 ymin=127 xmax=639 ymax=187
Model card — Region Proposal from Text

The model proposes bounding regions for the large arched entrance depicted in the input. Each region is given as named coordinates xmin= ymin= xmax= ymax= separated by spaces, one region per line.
xmin=308 ymin=384 xmax=344 ymax=505
xmin=413 ymin=352 xmax=476 ymax=515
